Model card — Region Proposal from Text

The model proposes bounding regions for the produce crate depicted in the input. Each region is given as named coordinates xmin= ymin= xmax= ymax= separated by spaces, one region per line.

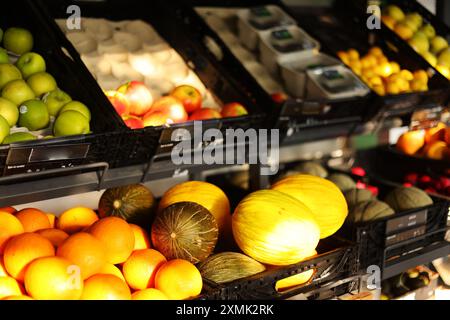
xmin=39 ymin=0 xmax=266 ymax=170
xmin=199 ymin=237 xmax=358 ymax=300
xmin=0 ymin=0 xmax=124 ymax=179
xmin=289 ymin=0 xmax=450 ymax=118
xmin=168 ymin=0 xmax=372 ymax=144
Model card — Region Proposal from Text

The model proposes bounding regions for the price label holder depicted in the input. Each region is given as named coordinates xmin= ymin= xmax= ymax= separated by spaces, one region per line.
xmin=4 ymin=143 xmax=90 ymax=176
xmin=385 ymin=210 xmax=428 ymax=235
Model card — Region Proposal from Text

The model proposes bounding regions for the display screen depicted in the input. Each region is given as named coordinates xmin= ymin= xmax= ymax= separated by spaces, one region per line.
xmin=271 ymin=29 xmax=293 ymax=41
xmin=323 ymin=70 xmax=344 ymax=80
xmin=250 ymin=6 xmax=272 ymax=18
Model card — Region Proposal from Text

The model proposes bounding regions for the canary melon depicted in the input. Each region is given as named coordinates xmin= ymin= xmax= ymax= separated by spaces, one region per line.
xmin=272 ymin=175 xmax=348 ymax=239
xmin=232 ymin=190 xmax=320 ymax=266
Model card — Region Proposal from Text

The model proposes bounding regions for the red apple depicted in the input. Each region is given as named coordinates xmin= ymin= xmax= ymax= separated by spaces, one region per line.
xmin=221 ymin=102 xmax=249 ymax=118
xmin=170 ymin=85 xmax=202 ymax=113
xmin=150 ymin=96 xmax=188 ymax=124
xmin=117 ymin=81 xmax=153 ymax=116
xmin=105 ymin=90 xmax=130 ymax=117
xmin=143 ymin=111 xmax=174 ymax=127
xmin=271 ymin=92 xmax=288 ymax=104
xmin=123 ymin=116 xmax=144 ymax=129
xmin=189 ymin=108 xmax=222 ymax=121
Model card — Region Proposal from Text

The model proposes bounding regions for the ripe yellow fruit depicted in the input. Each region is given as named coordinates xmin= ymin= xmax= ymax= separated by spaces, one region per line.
xmin=347 ymin=49 xmax=360 ymax=61
xmin=390 ymin=62 xmax=401 ymax=74
xmin=395 ymin=23 xmax=414 ymax=41
xmin=381 ymin=15 xmax=396 ymax=30
xmin=57 ymin=207 xmax=99 ymax=234
xmin=97 ymin=263 xmax=125 ymax=282
xmin=132 ymin=289 xmax=168 ymax=300
xmin=411 ymin=79 xmax=428 ymax=92
xmin=81 ymin=274 xmax=131 ymax=300
xmin=337 ymin=51 xmax=350 ymax=65
xmin=0 ymin=277 xmax=23 ymax=299
xmin=436 ymin=64 xmax=450 ymax=79
xmin=369 ymin=76 xmax=383 ymax=87
xmin=386 ymin=82 xmax=401 ymax=95
xmin=372 ymin=84 xmax=386 ymax=96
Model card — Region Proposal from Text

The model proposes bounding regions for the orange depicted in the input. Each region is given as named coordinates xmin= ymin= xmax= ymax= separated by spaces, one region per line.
xmin=130 ymin=224 xmax=151 ymax=250
xmin=81 ymin=274 xmax=131 ymax=300
xmin=396 ymin=130 xmax=425 ymax=156
xmin=0 ymin=207 xmax=17 ymax=214
xmin=425 ymin=123 xmax=446 ymax=144
xmin=46 ymin=213 xmax=57 ymax=228
xmin=36 ymin=229 xmax=69 ymax=247
xmin=123 ymin=249 xmax=166 ymax=290
xmin=97 ymin=263 xmax=125 ymax=282
xmin=2 ymin=295 xmax=33 ymax=300
xmin=24 ymin=256 xmax=83 ymax=300
xmin=3 ymin=233 xmax=55 ymax=282
xmin=0 ymin=212 xmax=24 ymax=254
xmin=15 ymin=208 xmax=51 ymax=233
xmin=57 ymin=207 xmax=99 ymax=234
xmin=425 ymin=141 xmax=449 ymax=160
xmin=445 ymin=127 xmax=450 ymax=145
xmin=89 ymin=217 xmax=135 ymax=265
xmin=155 ymin=259 xmax=202 ymax=300
xmin=0 ymin=256 xmax=8 ymax=277
xmin=132 ymin=289 xmax=168 ymax=300
xmin=57 ymin=232 xmax=107 ymax=280
xmin=0 ymin=277 xmax=23 ymax=299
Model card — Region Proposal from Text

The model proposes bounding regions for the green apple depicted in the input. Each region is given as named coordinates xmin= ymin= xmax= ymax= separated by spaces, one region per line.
xmin=430 ymin=36 xmax=448 ymax=55
xmin=59 ymin=101 xmax=91 ymax=121
xmin=438 ymin=48 xmax=450 ymax=67
xmin=18 ymin=99 xmax=49 ymax=131
xmin=2 ymin=80 xmax=35 ymax=106
xmin=26 ymin=72 xmax=57 ymax=97
xmin=405 ymin=12 xmax=423 ymax=30
xmin=0 ymin=115 xmax=10 ymax=143
xmin=54 ymin=110 xmax=90 ymax=137
xmin=0 ymin=97 xmax=19 ymax=127
xmin=0 ymin=64 xmax=22 ymax=89
xmin=42 ymin=88 xmax=72 ymax=116
xmin=420 ymin=24 xmax=436 ymax=39
xmin=0 ymin=48 xmax=9 ymax=64
xmin=16 ymin=52 xmax=46 ymax=79
xmin=408 ymin=32 xmax=429 ymax=54
xmin=422 ymin=51 xmax=437 ymax=67
xmin=384 ymin=5 xmax=405 ymax=22
xmin=3 ymin=27 xmax=34 ymax=55
xmin=2 ymin=132 xmax=37 ymax=144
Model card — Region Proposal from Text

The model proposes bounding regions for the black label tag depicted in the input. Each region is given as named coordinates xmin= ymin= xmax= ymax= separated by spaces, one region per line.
xmin=386 ymin=209 xmax=428 ymax=235
xmin=385 ymin=225 xmax=427 ymax=246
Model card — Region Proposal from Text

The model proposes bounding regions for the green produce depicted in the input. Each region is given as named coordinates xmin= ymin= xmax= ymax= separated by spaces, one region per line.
xmin=60 ymin=101 xmax=91 ymax=121
xmin=18 ymin=100 xmax=49 ymax=131
xmin=404 ymin=12 xmax=423 ymax=30
xmin=2 ymin=79 xmax=35 ymax=105
xmin=98 ymin=184 xmax=155 ymax=226
xmin=0 ymin=115 xmax=10 ymax=144
xmin=420 ymin=24 xmax=436 ymax=39
xmin=0 ymin=28 xmax=3 ymax=43
xmin=344 ymin=188 xmax=374 ymax=209
xmin=0 ymin=64 xmax=22 ymax=89
xmin=293 ymin=162 xmax=328 ymax=178
xmin=438 ymin=48 xmax=450 ymax=67
xmin=430 ymin=36 xmax=448 ymax=55
xmin=26 ymin=72 xmax=57 ymax=97
xmin=0 ymin=97 xmax=19 ymax=127
xmin=0 ymin=48 xmax=9 ymax=64
xmin=43 ymin=89 xmax=72 ymax=117
xmin=408 ymin=32 xmax=429 ymax=54
xmin=327 ymin=173 xmax=356 ymax=193
xmin=198 ymin=252 xmax=266 ymax=284
xmin=53 ymin=110 xmax=90 ymax=137
xmin=385 ymin=187 xmax=433 ymax=212
xmin=384 ymin=5 xmax=405 ymax=22
xmin=2 ymin=132 xmax=37 ymax=144
xmin=3 ymin=27 xmax=33 ymax=55
xmin=16 ymin=52 xmax=46 ymax=79
xmin=151 ymin=202 xmax=219 ymax=264
xmin=348 ymin=200 xmax=395 ymax=223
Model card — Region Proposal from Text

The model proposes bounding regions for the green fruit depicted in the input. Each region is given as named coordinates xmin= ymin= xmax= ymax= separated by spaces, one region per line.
xmin=3 ymin=28 xmax=34 ymax=55
xmin=26 ymin=72 xmax=57 ymax=97
xmin=0 ymin=97 xmax=19 ymax=127
xmin=385 ymin=187 xmax=433 ymax=212
xmin=0 ymin=48 xmax=9 ymax=64
xmin=327 ymin=173 xmax=356 ymax=193
xmin=430 ymin=36 xmax=449 ymax=55
xmin=1 ymin=80 xmax=35 ymax=106
xmin=344 ymin=188 xmax=375 ymax=210
xmin=422 ymin=51 xmax=438 ymax=67
xmin=42 ymin=88 xmax=72 ymax=117
xmin=18 ymin=100 xmax=50 ymax=131
xmin=16 ymin=52 xmax=46 ymax=79
xmin=293 ymin=162 xmax=328 ymax=178
xmin=0 ymin=28 xmax=3 ymax=43
xmin=384 ymin=5 xmax=405 ymax=22
xmin=59 ymin=101 xmax=91 ymax=121
xmin=0 ymin=64 xmax=22 ymax=89
xmin=54 ymin=110 xmax=90 ymax=137
xmin=420 ymin=24 xmax=436 ymax=39
xmin=2 ymin=132 xmax=37 ymax=144
xmin=405 ymin=12 xmax=423 ymax=30
xmin=409 ymin=32 xmax=429 ymax=53
xmin=0 ymin=115 xmax=10 ymax=143
xmin=438 ymin=48 xmax=450 ymax=67
xmin=348 ymin=200 xmax=395 ymax=223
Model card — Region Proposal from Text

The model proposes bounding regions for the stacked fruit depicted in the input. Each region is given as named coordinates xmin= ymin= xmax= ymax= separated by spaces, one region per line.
xmin=396 ymin=123 xmax=450 ymax=161
xmin=0 ymin=203 xmax=202 ymax=300
xmin=403 ymin=173 xmax=450 ymax=197
xmin=0 ymin=27 xmax=92 ymax=144
xmin=106 ymin=81 xmax=248 ymax=129
xmin=337 ymin=47 xmax=429 ymax=96
xmin=382 ymin=5 xmax=450 ymax=79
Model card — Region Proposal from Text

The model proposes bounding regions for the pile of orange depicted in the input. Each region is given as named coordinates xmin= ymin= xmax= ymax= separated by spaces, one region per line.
xmin=396 ymin=123 xmax=450 ymax=161
xmin=337 ymin=47 xmax=429 ymax=96
xmin=0 ymin=206 xmax=203 ymax=300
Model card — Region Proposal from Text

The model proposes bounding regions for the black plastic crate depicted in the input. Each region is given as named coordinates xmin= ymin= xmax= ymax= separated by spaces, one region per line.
xmin=0 ymin=0 xmax=124 ymax=180
xmin=289 ymin=0 xmax=450 ymax=118
xmin=199 ymin=237 xmax=357 ymax=300
xmin=170 ymin=0 xmax=371 ymax=144
xmin=39 ymin=0 xmax=266 ymax=169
